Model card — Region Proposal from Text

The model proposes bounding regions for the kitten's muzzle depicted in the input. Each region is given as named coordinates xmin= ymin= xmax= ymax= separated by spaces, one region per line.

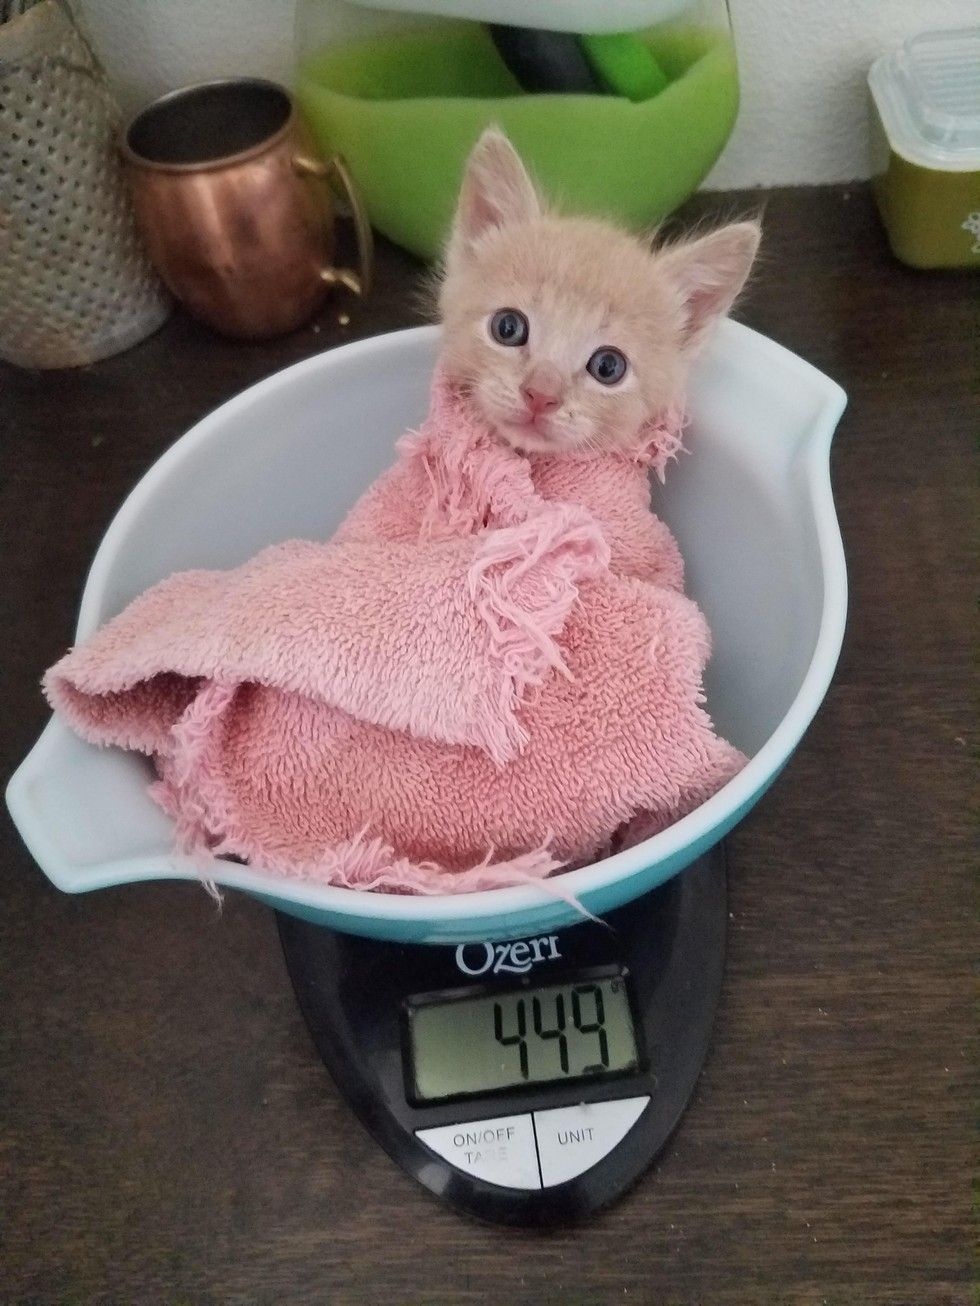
xmin=521 ymin=362 xmax=564 ymax=418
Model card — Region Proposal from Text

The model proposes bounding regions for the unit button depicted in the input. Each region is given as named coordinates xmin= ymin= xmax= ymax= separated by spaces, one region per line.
xmin=416 ymin=1113 xmax=541 ymax=1190
xmin=533 ymin=1096 xmax=650 ymax=1187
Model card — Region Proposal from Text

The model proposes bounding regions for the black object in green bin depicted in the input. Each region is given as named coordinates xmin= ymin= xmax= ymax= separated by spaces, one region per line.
xmin=487 ymin=25 xmax=670 ymax=102
xmin=581 ymin=33 xmax=670 ymax=101
xmin=488 ymin=25 xmax=600 ymax=94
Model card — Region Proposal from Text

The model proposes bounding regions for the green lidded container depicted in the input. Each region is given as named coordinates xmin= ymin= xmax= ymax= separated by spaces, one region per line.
xmin=294 ymin=0 xmax=739 ymax=261
xmin=868 ymin=27 xmax=980 ymax=270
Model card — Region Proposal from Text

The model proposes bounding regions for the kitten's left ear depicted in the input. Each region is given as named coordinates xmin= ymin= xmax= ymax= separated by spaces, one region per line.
xmin=655 ymin=221 xmax=761 ymax=353
xmin=448 ymin=128 xmax=541 ymax=264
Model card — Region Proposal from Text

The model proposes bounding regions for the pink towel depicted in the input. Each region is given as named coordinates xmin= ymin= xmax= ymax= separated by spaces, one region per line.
xmin=44 ymin=373 xmax=745 ymax=894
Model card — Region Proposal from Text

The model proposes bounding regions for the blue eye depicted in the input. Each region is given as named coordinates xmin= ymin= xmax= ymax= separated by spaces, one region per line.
xmin=489 ymin=309 xmax=529 ymax=347
xmin=587 ymin=347 xmax=628 ymax=385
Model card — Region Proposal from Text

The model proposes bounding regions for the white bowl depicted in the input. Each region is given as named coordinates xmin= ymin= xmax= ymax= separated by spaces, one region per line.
xmin=6 ymin=322 xmax=846 ymax=943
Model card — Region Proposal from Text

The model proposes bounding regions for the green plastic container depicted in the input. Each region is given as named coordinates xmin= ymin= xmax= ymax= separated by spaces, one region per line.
xmin=868 ymin=28 xmax=980 ymax=270
xmin=296 ymin=16 xmax=738 ymax=261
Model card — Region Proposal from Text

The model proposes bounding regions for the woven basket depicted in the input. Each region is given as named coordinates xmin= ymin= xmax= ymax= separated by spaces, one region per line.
xmin=0 ymin=0 xmax=169 ymax=368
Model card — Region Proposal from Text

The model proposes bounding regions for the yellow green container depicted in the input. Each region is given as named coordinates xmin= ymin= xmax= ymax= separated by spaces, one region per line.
xmin=295 ymin=0 xmax=739 ymax=262
xmin=868 ymin=28 xmax=980 ymax=271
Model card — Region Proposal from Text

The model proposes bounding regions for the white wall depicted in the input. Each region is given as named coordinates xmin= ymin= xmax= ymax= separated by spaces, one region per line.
xmin=79 ymin=0 xmax=978 ymax=186
xmin=705 ymin=0 xmax=979 ymax=188
xmin=78 ymin=0 xmax=297 ymax=114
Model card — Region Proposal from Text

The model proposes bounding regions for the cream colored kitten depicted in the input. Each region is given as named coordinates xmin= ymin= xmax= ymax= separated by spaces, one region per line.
xmin=439 ymin=129 xmax=760 ymax=456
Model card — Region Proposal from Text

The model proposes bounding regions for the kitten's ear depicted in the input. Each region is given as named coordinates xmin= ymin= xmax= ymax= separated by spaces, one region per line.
xmin=448 ymin=128 xmax=541 ymax=262
xmin=655 ymin=221 xmax=761 ymax=353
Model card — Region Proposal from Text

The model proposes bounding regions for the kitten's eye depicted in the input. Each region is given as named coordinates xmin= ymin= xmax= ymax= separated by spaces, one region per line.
xmin=587 ymin=347 xmax=628 ymax=386
xmin=489 ymin=309 xmax=529 ymax=347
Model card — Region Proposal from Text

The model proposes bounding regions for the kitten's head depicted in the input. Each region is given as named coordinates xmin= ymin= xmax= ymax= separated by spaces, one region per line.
xmin=438 ymin=129 xmax=760 ymax=456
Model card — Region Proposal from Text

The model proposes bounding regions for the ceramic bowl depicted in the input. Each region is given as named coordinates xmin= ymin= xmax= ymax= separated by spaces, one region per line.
xmin=7 ymin=321 xmax=846 ymax=943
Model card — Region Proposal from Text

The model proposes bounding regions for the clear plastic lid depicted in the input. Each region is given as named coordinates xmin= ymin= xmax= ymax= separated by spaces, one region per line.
xmin=342 ymin=0 xmax=692 ymax=35
xmin=869 ymin=27 xmax=980 ymax=170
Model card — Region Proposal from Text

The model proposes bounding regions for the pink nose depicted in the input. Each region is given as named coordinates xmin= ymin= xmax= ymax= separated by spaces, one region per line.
xmin=521 ymin=383 xmax=561 ymax=416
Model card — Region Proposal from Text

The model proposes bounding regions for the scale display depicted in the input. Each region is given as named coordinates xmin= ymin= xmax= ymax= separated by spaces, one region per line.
xmin=275 ymin=847 xmax=728 ymax=1226
xmin=407 ymin=973 xmax=639 ymax=1101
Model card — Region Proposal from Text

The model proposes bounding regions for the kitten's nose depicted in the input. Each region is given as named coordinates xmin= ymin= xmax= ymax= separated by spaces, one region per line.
xmin=521 ymin=365 xmax=563 ymax=416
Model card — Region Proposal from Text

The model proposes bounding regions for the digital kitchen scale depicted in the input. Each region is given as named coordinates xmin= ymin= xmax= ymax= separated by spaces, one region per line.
xmin=277 ymin=846 xmax=726 ymax=1227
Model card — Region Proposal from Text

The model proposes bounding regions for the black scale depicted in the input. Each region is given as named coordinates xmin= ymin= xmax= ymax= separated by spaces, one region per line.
xmin=276 ymin=846 xmax=726 ymax=1227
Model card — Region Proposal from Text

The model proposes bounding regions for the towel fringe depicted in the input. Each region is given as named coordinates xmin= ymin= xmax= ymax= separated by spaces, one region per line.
xmin=466 ymin=505 xmax=610 ymax=765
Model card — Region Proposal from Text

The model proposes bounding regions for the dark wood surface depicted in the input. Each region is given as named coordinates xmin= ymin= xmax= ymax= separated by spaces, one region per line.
xmin=1 ymin=185 xmax=974 ymax=1305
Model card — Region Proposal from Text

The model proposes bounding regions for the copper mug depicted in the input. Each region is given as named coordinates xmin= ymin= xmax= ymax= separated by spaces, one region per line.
xmin=121 ymin=78 xmax=372 ymax=340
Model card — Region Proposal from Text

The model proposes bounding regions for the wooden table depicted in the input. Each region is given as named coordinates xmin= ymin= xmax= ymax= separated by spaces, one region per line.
xmin=1 ymin=185 xmax=974 ymax=1304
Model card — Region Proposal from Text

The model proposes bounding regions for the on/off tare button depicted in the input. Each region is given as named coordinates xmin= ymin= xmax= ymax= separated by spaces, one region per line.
xmin=534 ymin=1097 xmax=649 ymax=1187
xmin=416 ymin=1113 xmax=541 ymax=1190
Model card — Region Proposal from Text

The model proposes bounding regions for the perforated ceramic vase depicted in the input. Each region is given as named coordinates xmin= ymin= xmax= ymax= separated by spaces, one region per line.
xmin=0 ymin=0 xmax=169 ymax=368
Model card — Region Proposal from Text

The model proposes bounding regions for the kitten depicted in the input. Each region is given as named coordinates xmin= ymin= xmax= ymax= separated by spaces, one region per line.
xmin=438 ymin=129 xmax=760 ymax=457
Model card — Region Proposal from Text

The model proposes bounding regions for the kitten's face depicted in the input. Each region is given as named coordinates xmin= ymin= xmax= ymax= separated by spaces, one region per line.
xmin=439 ymin=131 xmax=760 ymax=458
xmin=440 ymin=218 xmax=686 ymax=454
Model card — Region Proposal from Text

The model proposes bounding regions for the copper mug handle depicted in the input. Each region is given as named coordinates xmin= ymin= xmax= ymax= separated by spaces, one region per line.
xmin=295 ymin=153 xmax=374 ymax=297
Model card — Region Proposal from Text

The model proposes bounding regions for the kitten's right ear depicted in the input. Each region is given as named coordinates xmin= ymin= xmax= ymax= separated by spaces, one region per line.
xmin=447 ymin=128 xmax=541 ymax=263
